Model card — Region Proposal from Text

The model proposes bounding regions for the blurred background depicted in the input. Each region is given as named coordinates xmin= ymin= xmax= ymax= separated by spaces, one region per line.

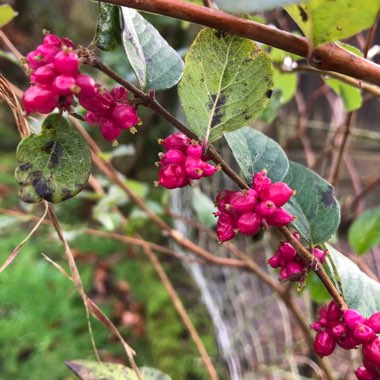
xmin=0 ymin=1 xmax=379 ymax=379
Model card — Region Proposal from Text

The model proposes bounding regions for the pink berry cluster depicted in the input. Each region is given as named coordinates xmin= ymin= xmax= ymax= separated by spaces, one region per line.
xmin=22 ymin=32 xmax=140 ymax=141
xmin=268 ymin=232 xmax=327 ymax=281
xmin=312 ymin=301 xmax=380 ymax=379
xmin=214 ymin=170 xmax=295 ymax=242
xmin=155 ymin=132 xmax=218 ymax=189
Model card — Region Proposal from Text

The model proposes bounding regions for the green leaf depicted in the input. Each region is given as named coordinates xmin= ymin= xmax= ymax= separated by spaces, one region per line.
xmin=327 ymin=244 xmax=380 ymax=316
xmin=308 ymin=271 xmax=331 ymax=304
xmin=259 ymin=91 xmax=282 ymax=123
xmin=274 ymin=69 xmax=298 ymax=104
xmin=283 ymin=161 xmax=340 ymax=245
xmin=348 ymin=206 xmax=380 ymax=255
xmin=14 ymin=114 xmax=91 ymax=203
xmin=93 ymin=3 xmax=121 ymax=51
xmin=121 ymin=7 xmax=184 ymax=91
xmin=325 ymin=78 xmax=362 ymax=112
xmin=179 ymin=28 xmax=273 ymax=142
xmin=215 ymin=0 xmax=301 ymax=13
xmin=0 ymin=5 xmax=18 ymax=28
xmin=225 ymin=127 xmax=289 ymax=183
xmin=66 ymin=360 xmax=172 ymax=380
xmin=286 ymin=1 xmax=380 ymax=47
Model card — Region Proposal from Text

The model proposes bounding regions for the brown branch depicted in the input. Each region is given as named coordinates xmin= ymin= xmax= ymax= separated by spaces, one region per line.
xmin=142 ymin=244 xmax=219 ymax=380
xmin=96 ymin=0 xmax=380 ymax=86
xmin=351 ymin=176 xmax=380 ymax=214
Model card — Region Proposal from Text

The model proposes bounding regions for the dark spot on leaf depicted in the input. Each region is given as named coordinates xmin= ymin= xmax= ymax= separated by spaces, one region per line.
xmin=321 ymin=186 xmax=335 ymax=206
xmin=210 ymin=94 xmax=226 ymax=128
xmin=297 ymin=5 xmax=308 ymax=22
xmin=244 ymin=114 xmax=251 ymax=121
xmin=266 ymin=89 xmax=273 ymax=99
xmin=32 ymin=175 xmax=53 ymax=201
xmin=61 ymin=188 xmax=73 ymax=201
xmin=214 ymin=30 xmax=225 ymax=39
xmin=19 ymin=162 xmax=32 ymax=171
xmin=49 ymin=142 xmax=63 ymax=167
xmin=43 ymin=140 xmax=55 ymax=154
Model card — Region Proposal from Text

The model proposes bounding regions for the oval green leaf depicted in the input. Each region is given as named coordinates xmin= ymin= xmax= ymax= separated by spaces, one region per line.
xmin=215 ymin=0 xmax=301 ymax=12
xmin=286 ymin=1 xmax=380 ymax=47
xmin=66 ymin=360 xmax=172 ymax=380
xmin=325 ymin=78 xmax=362 ymax=112
xmin=14 ymin=114 xmax=91 ymax=203
xmin=0 ymin=4 xmax=18 ymax=28
xmin=348 ymin=206 xmax=380 ymax=255
xmin=283 ymin=161 xmax=340 ymax=245
xmin=179 ymin=28 xmax=274 ymax=142
xmin=121 ymin=7 xmax=184 ymax=91
xmin=224 ymin=127 xmax=289 ymax=183
xmin=326 ymin=244 xmax=380 ymax=317
xmin=93 ymin=3 xmax=121 ymax=51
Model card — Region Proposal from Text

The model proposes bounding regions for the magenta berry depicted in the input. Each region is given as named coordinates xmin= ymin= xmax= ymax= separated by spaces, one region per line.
xmin=285 ymin=261 xmax=303 ymax=280
xmin=268 ymin=254 xmax=281 ymax=269
xmin=186 ymin=143 xmax=202 ymax=158
xmin=252 ymin=170 xmax=271 ymax=191
xmin=22 ymin=85 xmax=59 ymax=114
xmin=75 ymin=74 xmax=98 ymax=97
xmin=112 ymin=103 xmax=139 ymax=129
xmin=256 ymin=200 xmax=276 ymax=218
xmin=344 ymin=309 xmax=366 ymax=330
xmin=99 ymin=119 xmax=122 ymax=141
xmin=229 ymin=192 xmax=258 ymax=213
xmin=314 ymin=331 xmax=336 ymax=357
xmin=43 ymin=33 xmax=62 ymax=47
xmin=202 ymin=163 xmax=218 ymax=177
xmin=237 ymin=213 xmax=262 ymax=236
xmin=278 ymin=242 xmax=297 ymax=261
xmin=162 ymin=132 xmax=191 ymax=152
xmin=157 ymin=164 xmax=189 ymax=189
xmin=366 ymin=312 xmax=380 ymax=334
xmin=185 ymin=157 xmax=204 ymax=179
xmin=161 ymin=150 xmax=186 ymax=164
xmin=327 ymin=301 xmax=343 ymax=321
xmin=36 ymin=43 xmax=60 ymax=64
xmin=355 ymin=367 xmax=376 ymax=380
xmin=330 ymin=323 xmax=347 ymax=339
xmin=265 ymin=207 xmax=294 ymax=227
xmin=52 ymin=75 xmax=76 ymax=95
xmin=30 ymin=64 xmax=56 ymax=84
xmin=53 ymin=50 xmax=79 ymax=76
xmin=363 ymin=339 xmax=380 ymax=367
xmin=338 ymin=334 xmax=360 ymax=350
xmin=313 ymin=247 xmax=327 ymax=262
xmin=216 ymin=212 xmax=236 ymax=242
xmin=260 ymin=182 xmax=294 ymax=207
xmin=353 ymin=324 xmax=376 ymax=344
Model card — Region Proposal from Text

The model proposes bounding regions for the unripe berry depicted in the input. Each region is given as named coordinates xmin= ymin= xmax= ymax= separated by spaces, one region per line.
xmin=237 ymin=212 xmax=262 ymax=236
xmin=22 ymin=85 xmax=58 ymax=114
xmin=353 ymin=324 xmax=376 ymax=344
xmin=344 ymin=309 xmax=366 ymax=330
xmin=265 ymin=208 xmax=294 ymax=227
xmin=216 ymin=212 xmax=236 ymax=242
xmin=260 ymin=182 xmax=294 ymax=207
xmin=53 ymin=50 xmax=79 ymax=76
xmin=314 ymin=331 xmax=336 ymax=357
xmin=366 ymin=312 xmax=380 ymax=334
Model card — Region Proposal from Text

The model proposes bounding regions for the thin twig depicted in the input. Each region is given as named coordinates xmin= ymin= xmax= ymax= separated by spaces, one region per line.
xmin=350 ymin=176 xmax=380 ymax=214
xmin=142 ymin=244 xmax=219 ymax=380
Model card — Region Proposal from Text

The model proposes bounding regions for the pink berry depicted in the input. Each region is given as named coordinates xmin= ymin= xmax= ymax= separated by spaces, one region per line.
xmin=265 ymin=207 xmax=294 ymax=227
xmin=353 ymin=324 xmax=376 ymax=344
xmin=111 ymin=87 xmax=129 ymax=102
xmin=278 ymin=242 xmax=297 ymax=261
xmin=22 ymin=85 xmax=59 ymax=114
xmin=260 ymin=182 xmax=294 ymax=207
xmin=330 ymin=322 xmax=347 ymax=339
xmin=75 ymin=74 xmax=98 ymax=97
xmin=36 ymin=43 xmax=60 ymax=63
xmin=78 ymin=91 xmax=113 ymax=116
xmin=313 ymin=247 xmax=327 ymax=262
xmin=185 ymin=157 xmax=204 ymax=179
xmin=52 ymin=75 xmax=76 ymax=95
xmin=252 ymin=170 xmax=271 ymax=192
xmin=61 ymin=37 xmax=74 ymax=48
xmin=230 ymin=192 xmax=258 ymax=213
xmin=112 ymin=103 xmax=139 ymax=129
xmin=256 ymin=200 xmax=276 ymax=218
xmin=366 ymin=313 xmax=380 ymax=334
xmin=363 ymin=357 xmax=380 ymax=376
xmin=158 ymin=164 xmax=189 ymax=189
xmin=326 ymin=301 xmax=343 ymax=321
xmin=85 ymin=112 xmax=99 ymax=126
xmin=99 ymin=119 xmax=122 ymax=141
xmin=161 ymin=149 xmax=186 ymax=164
xmin=30 ymin=64 xmax=56 ymax=84
xmin=344 ymin=309 xmax=366 ymax=330
xmin=26 ymin=50 xmax=45 ymax=70
xmin=286 ymin=261 xmax=303 ymax=280
xmin=215 ymin=190 xmax=234 ymax=212
xmin=216 ymin=212 xmax=236 ymax=242
xmin=186 ymin=143 xmax=202 ymax=158
xmin=162 ymin=132 xmax=191 ymax=152
xmin=43 ymin=34 xmax=62 ymax=47
xmin=292 ymin=231 xmax=301 ymax=241
xmin=363 ymin=338 xmax=380 ymax=367
xmin=53 ymin=50 xmax=79 ymax=76
xmin=310 ymin=322 xmax=321 ymax=332
xmin=338 ymin=334 xmax=359 ymax=350
xmin=314 ymin=331 xmax=336 ymax=357
xmin=237 ymin=212 xmax=262 ymax=236
xmin=268 ymin=254 xmax=281 ymax=268
xmin=279 ymin=266 xmax=289 ymax=280
xmin=355 ymin=367 xmax=376 ymax=380
xmin=202 ymin=163 xmax=217 ymax=177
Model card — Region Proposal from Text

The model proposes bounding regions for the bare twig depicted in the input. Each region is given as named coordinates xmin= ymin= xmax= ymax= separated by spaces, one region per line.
xmin=95 ymin=0 xmax=380 ymax=86
xmin=142 ymin=244 xmax=219 ymax=380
